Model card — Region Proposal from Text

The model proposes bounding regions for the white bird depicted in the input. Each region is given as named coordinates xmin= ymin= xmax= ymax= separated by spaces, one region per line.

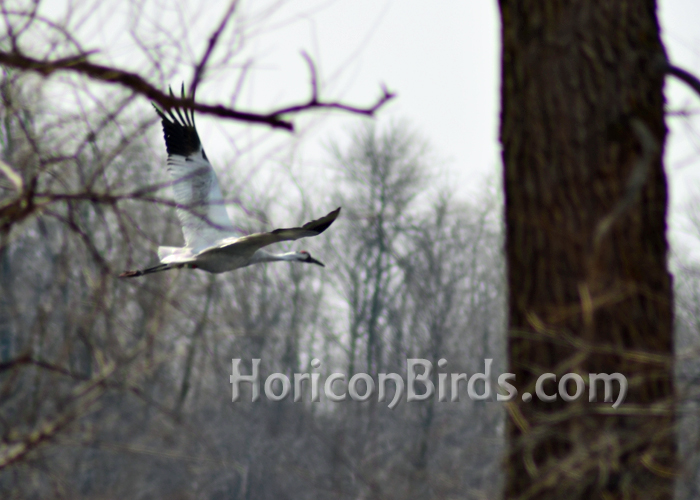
xmin=120 ymin=88 xmax=339 ymax=278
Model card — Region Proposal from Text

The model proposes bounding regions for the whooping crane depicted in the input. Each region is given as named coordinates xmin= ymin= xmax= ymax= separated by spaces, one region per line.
xmin=119 ymin=88 xmax=340 ymax=278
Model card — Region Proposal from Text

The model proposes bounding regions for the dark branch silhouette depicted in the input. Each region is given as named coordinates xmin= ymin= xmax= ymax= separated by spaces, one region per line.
xmin=0 ymin=49 xmax=395 ymax=131
xmin=665 ymin=63 xmax=700 ymax=100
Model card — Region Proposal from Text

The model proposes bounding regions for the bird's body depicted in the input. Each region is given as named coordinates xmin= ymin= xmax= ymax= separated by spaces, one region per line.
xmin=120 ymin=88 xmax=339 ymax=278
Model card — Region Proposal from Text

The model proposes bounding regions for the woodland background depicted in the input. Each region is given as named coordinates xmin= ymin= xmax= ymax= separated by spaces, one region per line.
xmin=1 ymin=1 xmax=700 ymax=499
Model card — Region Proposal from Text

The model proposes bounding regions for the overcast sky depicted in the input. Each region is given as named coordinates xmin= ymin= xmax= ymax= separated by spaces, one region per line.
xmin=217 ymin=0 xmax=700 ymax=254
xmin=39 ymin=0 xmax=700 ymax=255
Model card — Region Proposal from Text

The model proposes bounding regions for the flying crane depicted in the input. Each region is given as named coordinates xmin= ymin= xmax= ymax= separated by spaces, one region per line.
xmin=120 ymin=88 xmax=339 ymax=278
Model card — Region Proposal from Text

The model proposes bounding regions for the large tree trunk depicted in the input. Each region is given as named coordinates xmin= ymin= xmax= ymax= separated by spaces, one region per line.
xmin=498 ymin=2 xmax=676 ymax=499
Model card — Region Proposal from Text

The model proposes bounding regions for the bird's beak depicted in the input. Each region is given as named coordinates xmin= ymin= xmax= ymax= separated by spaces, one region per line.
xmin=307 ymin=256 xmax=325 ymax=267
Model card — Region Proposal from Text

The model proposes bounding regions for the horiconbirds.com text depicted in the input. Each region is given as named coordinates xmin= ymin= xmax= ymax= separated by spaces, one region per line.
xmin=230 ymin=358 xmax=628 ymax=409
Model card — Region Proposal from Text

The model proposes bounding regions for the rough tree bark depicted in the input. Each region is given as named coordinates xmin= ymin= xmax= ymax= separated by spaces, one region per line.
xmin=499 ymin=2 xmax=676 ymax=499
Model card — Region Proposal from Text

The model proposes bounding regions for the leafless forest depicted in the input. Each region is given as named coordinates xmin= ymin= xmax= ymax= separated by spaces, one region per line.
xmin=1 ymin=1 xmax=700 ymax=499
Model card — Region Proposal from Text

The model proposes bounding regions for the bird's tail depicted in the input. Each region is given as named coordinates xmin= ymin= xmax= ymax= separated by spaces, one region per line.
xmin=119 ymin=263 xmax=174 ymax=278
xmin=157 ymin=246 xmax=185 ymax=261
xmin=120 ymin=247 xmax=194 ymax=278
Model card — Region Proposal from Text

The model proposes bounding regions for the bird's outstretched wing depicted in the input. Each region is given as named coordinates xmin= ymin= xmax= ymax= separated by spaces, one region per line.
xmin=198 ymin=207 xmax=341 ymax=257
xmin=153 ymin=86 xmax=237 ymax=252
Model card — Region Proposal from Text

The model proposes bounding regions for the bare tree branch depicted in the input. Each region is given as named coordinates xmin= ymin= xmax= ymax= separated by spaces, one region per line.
xmin=189 ymin=0 xmax=240 ymax=98
xmin=0 ymin=49 xmax=395 ymax=131
xmin=666 ymin=63 xmax=700 ymax=100
xmin=593 ymin=118 xmax=658 ymax=249
xmin=0 ymin=359 xmax=114 ymax=470
xmin=301 ymin=50 xmax=319 ymax=103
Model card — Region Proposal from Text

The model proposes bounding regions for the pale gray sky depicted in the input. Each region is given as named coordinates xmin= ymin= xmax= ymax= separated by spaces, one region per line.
xmin=218 ymin=0 xmax=700 ymax=253
xmin=659 ymin=0 xmax=700 ymax=258
xmin=36 ymin=0 xmax=700 ymax=253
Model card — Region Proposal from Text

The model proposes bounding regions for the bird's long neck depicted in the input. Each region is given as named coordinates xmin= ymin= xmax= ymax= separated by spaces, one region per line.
xmin=250 ymin=250 xmax=302 ymax=264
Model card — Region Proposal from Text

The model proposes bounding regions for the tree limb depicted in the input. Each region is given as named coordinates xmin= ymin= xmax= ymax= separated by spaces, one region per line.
xmin=0 ymin=49 xmax=395 ymax=131
xmin=593 ymin=118 xmax=658 ymax=250
xmin=665 ymin=63 xmax=700 ymax=100
xmin=189 ymin=0 xmax=240 ymax=98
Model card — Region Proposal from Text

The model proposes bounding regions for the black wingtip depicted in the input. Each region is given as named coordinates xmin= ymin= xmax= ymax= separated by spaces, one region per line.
xmin=154 ymin=84 xmax=202 ymax=158
xmin=304 ymin=207 xmax=341 ymax=235
xmin=151 ymin=82 xmax=206 ymax=158
xmin=152 ymin=102 xmax=166 ymax=121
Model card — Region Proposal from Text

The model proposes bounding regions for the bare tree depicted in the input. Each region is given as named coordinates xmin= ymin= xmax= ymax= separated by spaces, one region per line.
xmin=495 ymin=1 xmax=700 ymax=498
xmin=0 ymin=1 xmax=581 ymax=498
xmin=0 ymin=2 xmax=394 ymax=498
xmin=328 ymin=121 xmax=425 ymax=377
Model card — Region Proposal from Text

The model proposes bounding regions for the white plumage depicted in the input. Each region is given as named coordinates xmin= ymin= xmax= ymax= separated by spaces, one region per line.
xmin=120 ymin=88 xmax=339 ymax=278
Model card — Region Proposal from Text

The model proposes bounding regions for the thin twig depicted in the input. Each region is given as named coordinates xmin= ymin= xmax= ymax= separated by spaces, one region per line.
xmin=301 ymin=50 xmax=319 ymax=103
xmin=273 ymin=82 xmax=395 ymax=117
xmin=189 ymin=0 xmax=240 ymax=98
xmin=665 ymin=64 xmax=700 ymax=100
xmin=593 ymin=118 xmax=658 ymax=249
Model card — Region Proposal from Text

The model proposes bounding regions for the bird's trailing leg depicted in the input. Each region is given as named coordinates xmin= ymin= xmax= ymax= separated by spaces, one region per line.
xmin=119 ymin=263 xmax=176 ymax=278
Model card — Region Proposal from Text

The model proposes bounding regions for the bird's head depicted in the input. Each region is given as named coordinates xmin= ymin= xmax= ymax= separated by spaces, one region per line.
xmin=298 ymin=250 xmax=325 ymax=267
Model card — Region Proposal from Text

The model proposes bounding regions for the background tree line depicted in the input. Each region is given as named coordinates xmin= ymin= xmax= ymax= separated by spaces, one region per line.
xmin=0 ymin=65 xmax=507 ymax=498
xmin=1 ymin=1 xmax=700 ymax=499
